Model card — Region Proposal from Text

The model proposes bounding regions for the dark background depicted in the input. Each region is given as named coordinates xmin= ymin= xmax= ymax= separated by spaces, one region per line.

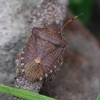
xmin=69 ymin=0 xmax=100 ymax=40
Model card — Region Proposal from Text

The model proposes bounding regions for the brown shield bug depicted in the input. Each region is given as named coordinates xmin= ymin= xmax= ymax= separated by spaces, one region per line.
xmin=16 ymin=1 xmax=83 ymax=82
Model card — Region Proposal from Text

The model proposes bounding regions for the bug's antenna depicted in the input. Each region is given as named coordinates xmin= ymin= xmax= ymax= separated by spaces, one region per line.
xmin=61 ymin=13 xmax=83 ymax=29
xmin=51 ymin=0 xmax=55 ymax=22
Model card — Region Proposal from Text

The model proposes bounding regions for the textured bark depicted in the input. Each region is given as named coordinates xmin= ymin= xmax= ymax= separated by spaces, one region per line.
xmin=40 ymin=11 xmax=100 ymax=100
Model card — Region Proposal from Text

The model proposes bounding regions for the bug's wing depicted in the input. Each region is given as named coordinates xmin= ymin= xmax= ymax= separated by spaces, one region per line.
xmin=36 ymin=38 xmax=56 ymax=60
xmin=42 ymin=48 xmax=64 ymax=73
xmin=24 ymin=32 xmax=37 ymax=64
xmin=24 ymin=61 xmax=43 ymax=81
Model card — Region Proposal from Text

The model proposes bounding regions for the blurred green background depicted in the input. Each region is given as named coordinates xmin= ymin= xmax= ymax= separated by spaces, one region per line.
xmin=69 ymin=0 xmax=97 ymax=24
xmin=68 ymin=0 xmax=100 ymax=40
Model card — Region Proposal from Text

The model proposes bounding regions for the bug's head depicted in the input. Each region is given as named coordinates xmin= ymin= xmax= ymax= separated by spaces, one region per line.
xmin=47 ymin=22 xmax=61 ymax=34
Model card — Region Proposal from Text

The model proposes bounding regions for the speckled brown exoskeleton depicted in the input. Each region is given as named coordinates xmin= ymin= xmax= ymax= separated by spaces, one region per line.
xmin=16 ymin=1 xmax=83 ymax=82
xmin=17 ymin=22 xmax=67 ymax=81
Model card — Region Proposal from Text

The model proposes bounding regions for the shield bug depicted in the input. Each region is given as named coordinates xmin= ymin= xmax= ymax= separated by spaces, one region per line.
xmin=16 ymin=1 xmax=83 ymax=82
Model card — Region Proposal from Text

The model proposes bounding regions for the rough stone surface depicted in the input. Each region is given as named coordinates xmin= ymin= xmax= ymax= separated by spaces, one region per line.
xmin=0 ymin=0 xmax=39 ymax=100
